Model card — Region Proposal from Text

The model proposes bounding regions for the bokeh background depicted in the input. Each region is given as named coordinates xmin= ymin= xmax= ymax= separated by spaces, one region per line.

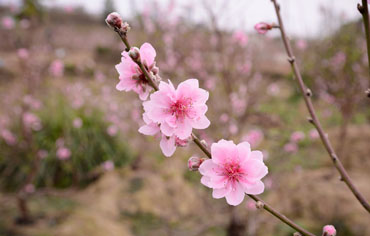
xmin=0 ymin=0 xmax=369 ymax=235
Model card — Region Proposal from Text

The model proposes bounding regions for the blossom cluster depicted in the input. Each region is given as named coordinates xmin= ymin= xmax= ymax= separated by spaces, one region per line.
xmin=114 ymin=40 xmax=268 ymax=206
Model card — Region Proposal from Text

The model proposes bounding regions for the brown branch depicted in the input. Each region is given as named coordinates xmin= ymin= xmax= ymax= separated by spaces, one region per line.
xmin=107 ymin=16 xmax=316 ymax=236
xmin=358 ymin=0 xmax=370 ymax=78
xmin=271 ymin=0 xmax=370 ymax=213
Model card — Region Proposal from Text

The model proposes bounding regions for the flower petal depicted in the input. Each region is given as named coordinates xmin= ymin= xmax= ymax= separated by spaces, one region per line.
xmin=160 ymin=135 xmax=176 ymax=157
xmin=140 ymin=43 xmax=156 ymax=66
xmin=244 ymin=180 xmax=265 ymax=195
xmin=225 ymin=182 xmax=245 ymax=206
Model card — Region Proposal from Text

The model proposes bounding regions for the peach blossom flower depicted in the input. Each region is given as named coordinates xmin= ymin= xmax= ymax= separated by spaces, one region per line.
xmin=199 ymin=140 xmax=268 ymax=206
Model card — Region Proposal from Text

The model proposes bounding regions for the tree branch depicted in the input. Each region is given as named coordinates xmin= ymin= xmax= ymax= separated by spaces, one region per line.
xmin=271 ymin=0 xmax=370 ymax=213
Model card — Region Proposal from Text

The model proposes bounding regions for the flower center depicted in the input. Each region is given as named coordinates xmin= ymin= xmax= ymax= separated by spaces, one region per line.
xmin=170 ymin=99 xmax=192 ymax=119
xmin=224 ymin=163 xmax=242 ymax=181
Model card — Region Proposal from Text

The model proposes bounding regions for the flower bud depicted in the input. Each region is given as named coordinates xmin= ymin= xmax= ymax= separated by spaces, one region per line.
xmin=322 ymin=225 xmax=336 ymax=236
xmin=188 ymin=156 xmax=204 ymax=171
xmin=129 ymin=47 xmax=140 ymax=62
xmin=366 ymin=88 xmax=370 ymax=98
xmin=254 ymin=22 xmax=273 ymax=34
xmin=105 ymin=12 xmax=123 ymax=29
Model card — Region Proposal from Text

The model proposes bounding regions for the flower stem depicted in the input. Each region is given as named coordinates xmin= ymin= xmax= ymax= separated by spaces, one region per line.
xmin=271 ymin=0 xmax=370 ymax=213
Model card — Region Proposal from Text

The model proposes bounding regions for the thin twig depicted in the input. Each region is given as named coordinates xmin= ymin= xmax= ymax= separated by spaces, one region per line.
xmin=271 ymin=0 xmax=370 ymax=213
xmin=108 ymin=20 xmax=316 ymax=236
xmin=358 ymin=0 xmax=370 ymax=77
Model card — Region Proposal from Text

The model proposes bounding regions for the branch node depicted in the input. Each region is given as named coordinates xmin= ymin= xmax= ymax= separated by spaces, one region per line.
xmin=256 ymin=201 xmax=265 ymax=209
xmin=358 ymin=3 xmax=365 ymax=14
xmin=306 ymin=88 xmax=312 ymax=97
xmin=307 ymin=117 xmax=314 ymax=124
xmin=287 ymin=56 xmax=295 ymax=63
xmin=365 ymin=88 xmax=370 ymax=98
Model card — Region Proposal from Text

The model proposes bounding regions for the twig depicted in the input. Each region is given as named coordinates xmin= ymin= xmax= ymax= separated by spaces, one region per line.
xmin=108 ymin=18 xmax=316 ymax=236
xmin=358 ymin=0 xmax=370 ymax=77
xmin=271 ymin=0 xmax=370 ymax=213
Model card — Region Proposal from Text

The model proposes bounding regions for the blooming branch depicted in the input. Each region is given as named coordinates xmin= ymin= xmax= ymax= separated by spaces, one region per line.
xmin=270 ymin=0 xmax=370 ymax=213
xmin=106 ymin=12 xmax=316 ymax=236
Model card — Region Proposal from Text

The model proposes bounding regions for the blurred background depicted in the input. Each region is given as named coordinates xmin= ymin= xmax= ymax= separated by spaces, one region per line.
xmin=0 ymin=0 xmax=369 ymax=235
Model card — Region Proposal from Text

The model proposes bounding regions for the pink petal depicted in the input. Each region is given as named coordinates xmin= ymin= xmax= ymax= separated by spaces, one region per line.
xmin=250 ymin=150 xmax=263 ymax=161
xmin=138 ymin=123 xmax=159 ymax=135
xmin=191 ymin=115 xmax=210 ymax=129
xmin=160 ymin=135 xmax=176 ymax=157
xmin=200 ymin=176 xmax=212 ymax=188
xmin=174 ymin=118 xmax=192 ymax=139
xmin=140 ymin=43 xmax=156 ymax=66
xmin=244 ymin=180 xmax=264 ymax=195
xmin=116 ymin=77 xmax=136 ymax=91
xmin=138 ymin=88 xmax=150 ymax=100
xmin=243 ymin=159 xmax=268 ymax=180
xmin=237 ymin=142 xmax=251 ymax=162
xmin=211 ymin=139 xmax=238 ymax=165
xmin=212 ymin=187 xmax=231 ymax=199
xmin=225 ymin=182 xmax=245 ymax=206
xmin=198 ymin=159 xmax=217 ymax=176
xmin=160 ymin=121 xmax=175 ymax=136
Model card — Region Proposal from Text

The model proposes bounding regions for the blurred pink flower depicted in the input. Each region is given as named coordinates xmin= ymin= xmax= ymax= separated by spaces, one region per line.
xmin=115 ymin=43 xmax=157 ymax=100
xmin=1 ymin=16 xmax=15 ymax=29
xmin=243 ymin=129 xmax=264 ymax=148
xmin=229 ymin=124 xmax=238 ymax=135
xmin=330 ymin=51 xmax=346 ymax=70
xmin=49 ymin=60 xmax=64 ymax=77
xmin=323 ymin=225 xmax=336 ymax=236
xmin=23 ymin=112 xmax=42 ymax=131
xmin=199 ymin=140 xmax=268 ymax=206
xmin=23 ymin=95 xmax=42 ymax=110
xmin=24 ymin=184 xmax=35 ymax=194
xmin=246 ymin=199 xmax=257 ymax=211
xmin=267 ymin=83 xmax=280 ymax=96
xmin=284 ymin=142 xmax=298 ymax=153
xmin=37 ymin=149 xmax=48 ymax=159
xmin=73 ymin=118 xmax=83 ymax=128
xmin=290 ymin=131 xmax=305 ymax=143
xmin=309 ymin=129 xmax=319 ymax=140
xmin=17 ymin=48 xmax=29 ymax=59
xmin=1 ymin=129 xmax=17 ymax=146
xmin=102 ymin=160 xmax=115 ymax=171
xmin=107 ymin=125 xmax=118 ymax=136
xmin=64 ymin=6 xmax=75 ymax=13
xmin=254 ymin=22 xmax=272 ymax=34
xmin=219 ymin=113 xmax=229 ymax=123
xmin=143 ymin=79 xmax=210 ymax=140
xmin=232 ymin=31 xmax=248 ymax=47
xmin=56 ymin=147 xmax=71 ymax=160
xmin=295 ymin=39 xmax=307 ymax=50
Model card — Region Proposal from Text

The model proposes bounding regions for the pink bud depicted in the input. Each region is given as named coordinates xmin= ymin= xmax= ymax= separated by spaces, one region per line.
xmin=188 ymin=156 xmax=204 ymax=171
xmin=105 ymin=12 xmax=123 ymax=29
xmin=128 ymin=47 xmax=140 ymax=62
xmin=322 ymin=225 xmax=336 ymax=236
xmin=254 ymin=22 xmax=272 ymax=34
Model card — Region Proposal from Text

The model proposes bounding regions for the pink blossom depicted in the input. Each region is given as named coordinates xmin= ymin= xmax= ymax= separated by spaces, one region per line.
xmin=284 ymin=142 xmax=298 ymax=153
xmin=267 ymin=83 xmax=280 ymax=96
xmin=1 ymin=129 xmax=17 ymax=146
xmin=37 ymin=149 xmax=48 ymax=159
xmin=1 ymin=16 xmax=15 ymax=29
xmin=102 ymin=160 xmax=115 ymax=171
xmin=243 ymin=129 xmax=264 ymax=148
xmin=49 ymin=60 xmax=64 ymax=77
xmin=309 ymin=129 xmax=319 ymax=140
xmin=229 ymin=124 xmax=238 ymax=135
xmin=24 ymin=184 xmax=35 ymax=194
xmin=290 ymin=131 xmax=305 ymax=143
xmin=115 ymin=43 xmax=157 ymax=100
xmin=73 ymin=118 xmax=83 ymax=128
xmin=107 ymin=125 xmax=118 ymax=136
xmin=143 ymin=79 xmax=210 ymax=140
xmin=232 ymin=31 xmax=248 ymax=47
xmin=296 ymin=39 xmax=307 ymax=50
xmin=254 ymin=22 xmax=272 ymax=34
xmin=246 ymin=199 xmax=257 ymax=211
xmin=56 ymin=147 xmax=71 ymax=160
xmin=199 ymin=140 xmax=268 ymax=206
xmin=17 ymin=48 xmax=29 ymax=59
xmin=323 ymin=225 xmax=336 ymax=236
xmin=23 ymin=112 xmax=42 ymax=131
xmin=219 ymin=113 xmax=229 ymax=123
